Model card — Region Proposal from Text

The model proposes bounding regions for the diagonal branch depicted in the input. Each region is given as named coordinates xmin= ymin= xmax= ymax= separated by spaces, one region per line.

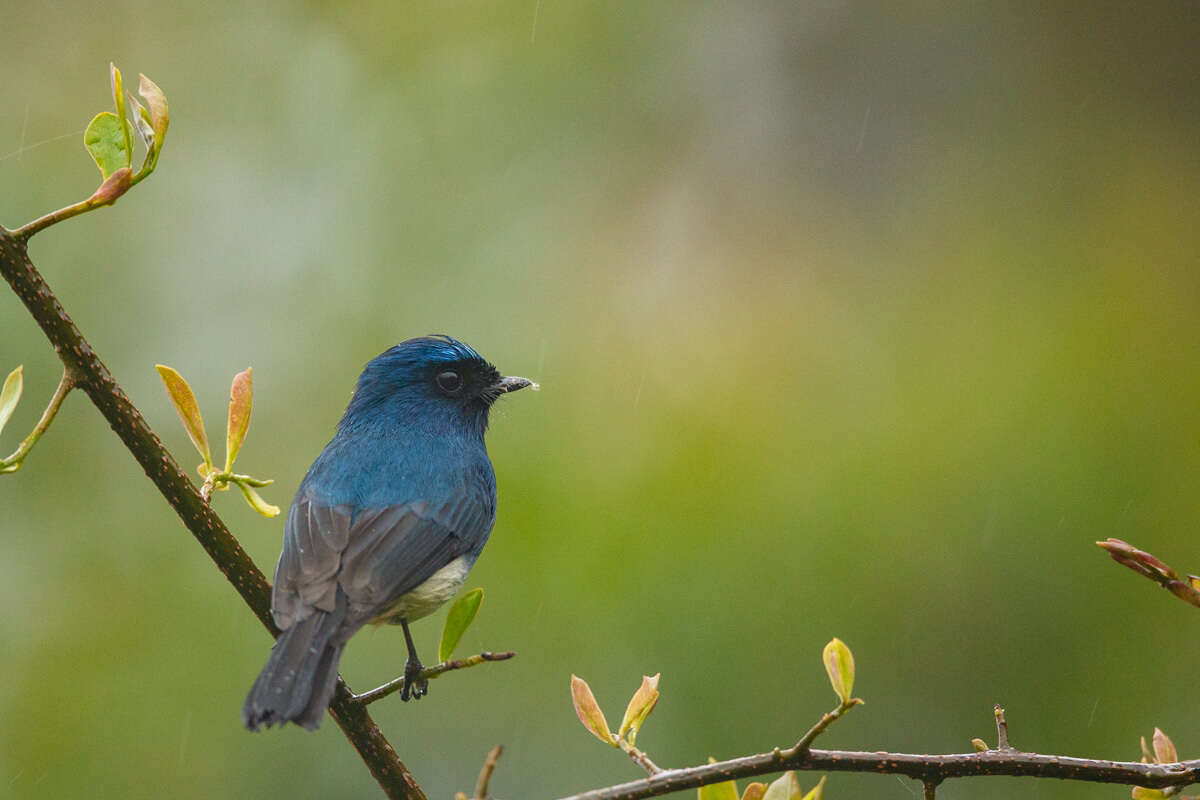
xmin=0 ymin=224 xmax=425 ymax=800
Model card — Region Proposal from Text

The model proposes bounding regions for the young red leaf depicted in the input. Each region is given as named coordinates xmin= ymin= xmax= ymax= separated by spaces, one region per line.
xmin=570 ymin=675 xmax=615 ymax=746
xmin=1153 ymin=728 xmax=1178 ymax=764
xmin=156 ymin=365 xmax=211 ymax=467
xmin=740 ymin=783 xmax=768 ymax=800
xmin=138 ymin=74 xmax=169 ymax=162
xmin=618 ymin=673 xmax=660 ymax=744
xmin=225 ymin=367 xmax=253 ymax=471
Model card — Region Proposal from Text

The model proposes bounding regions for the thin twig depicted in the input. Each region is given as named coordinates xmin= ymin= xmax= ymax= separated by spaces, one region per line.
xmin=0 ymin=366 xmax=74 ymax=473
xmin=788 ymin=699 xmax=860 ymax=755
xmin=352 ymin=651 xmax=515 ymax=706
xmin=1098 ymin=539 xmax=1200 ymax=609
xmin=473 ymin=745 xmax=503 ymax=800
xmin=13 ymin=169 xmax=132 ymax=240
xmin=616 ymin=739 xmax=662 ymax=776
xmin=994 ymin=705 xmax=1013 ymax=751
xmin=923 ymin=779 xmax=938 ymax=799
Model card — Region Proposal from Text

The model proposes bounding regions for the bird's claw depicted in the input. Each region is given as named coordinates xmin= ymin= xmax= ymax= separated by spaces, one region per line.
xmin=400 ymin=659 xmax=428 ymax=702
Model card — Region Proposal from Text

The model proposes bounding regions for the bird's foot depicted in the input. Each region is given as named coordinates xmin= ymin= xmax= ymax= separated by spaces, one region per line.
xmin=400 ymin=658 xmax=428 ymax=701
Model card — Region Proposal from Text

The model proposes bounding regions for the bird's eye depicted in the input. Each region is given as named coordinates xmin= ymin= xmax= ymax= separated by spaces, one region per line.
xmin=435 ymin=370 xmax=463 ymax=394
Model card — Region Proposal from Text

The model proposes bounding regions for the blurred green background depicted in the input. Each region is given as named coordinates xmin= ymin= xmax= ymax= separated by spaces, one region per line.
xmin=2 ymin=3 xmax=1199 ymax=799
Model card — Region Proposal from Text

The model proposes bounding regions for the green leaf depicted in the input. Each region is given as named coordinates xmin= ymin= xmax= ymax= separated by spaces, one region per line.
xmin=1132 ymin=788 xmax=1168 ymax=800
xmin=570 ymin=675 xmax=615 ymax=746
xmin=84 ymin=112 xmax=130 ymax=179
xmin=762 ymin=771 xmax=803 ymax=800
xmin=1141 ymin=735 xmax=1154 ymax=763
xmin=155 ymin=365 xmax=212 ymax=467
xmin=0 ymin=366 xmax=23 ymax=437
xmin=618 ymin=673 xmax=661 ymax=745
xmin=439 ymin=587 xmax=483 ymax=662
xmin=236 ymin=479 xmax=280 ymax=517
xmin=138 ymin=73 xmax=169 ymax=164
xmin=225 ymin=367 xmax=253 ymax=471
xmin=822 ymin=637 xmax=856 ymax=706
xmin=698 ymin=772 xmax=739 ymax=800
xmin=109 ymin=63 xmax=132 ymax=169
xmin=800 ymin=776 xmax=826 ymax=800
xmin=971 ymin=738 xmax=989 ymax=752
xmin=740 ymin=783 xmax=768 ymax=800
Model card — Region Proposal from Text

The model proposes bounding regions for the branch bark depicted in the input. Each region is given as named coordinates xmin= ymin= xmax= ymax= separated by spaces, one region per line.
xmin=556 ymin=746 xmax=1200 ymax=800
xmin=0 ymin=223 xmax=426 ymax=800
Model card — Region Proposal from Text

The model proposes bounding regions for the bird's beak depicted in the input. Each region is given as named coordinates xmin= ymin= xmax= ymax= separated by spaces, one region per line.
xmin=494 ymin=375 xmax=535 ymax=393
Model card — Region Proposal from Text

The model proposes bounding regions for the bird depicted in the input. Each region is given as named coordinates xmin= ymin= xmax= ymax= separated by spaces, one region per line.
xmin=242 ymin=335 xmax=533 ymax=731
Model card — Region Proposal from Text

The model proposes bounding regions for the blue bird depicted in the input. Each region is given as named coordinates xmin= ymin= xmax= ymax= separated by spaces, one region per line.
xmin=242 ymin=336 xmax=532 ymax=731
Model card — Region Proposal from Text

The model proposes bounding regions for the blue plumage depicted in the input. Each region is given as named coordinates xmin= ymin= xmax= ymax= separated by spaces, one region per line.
xmin=242 ymin=336 xmax=532 ymax=731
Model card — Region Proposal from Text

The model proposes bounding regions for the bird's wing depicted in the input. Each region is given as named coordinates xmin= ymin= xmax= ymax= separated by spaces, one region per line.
xmin=271 ymin=485 xmax=491 ymax=632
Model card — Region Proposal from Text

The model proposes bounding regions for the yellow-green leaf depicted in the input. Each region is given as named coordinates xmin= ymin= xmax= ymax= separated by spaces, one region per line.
xmin=109 ymin=63 xmax=132 ymax=169
xmin=800 ymin=776 xmax=826 ymax=800
xmin=822 ymin=637 xmax=855 ymax=705
xmin=225 ymin=367 xmax=253 ymax=471
xmin=236 ymin=479 xmax=280 ymax=517
xmin=762 ymin=771 xmax=803 ymax=800
xmin=0 ymin=366 xmax=23 ymax=436
xmin=971 ymin=738 xmax=989 ymax=752
xmin=570 ymin=675 xmax=615 ymax=746
xmin=618 ymin=673 xmax=661 ymax=744
xmin=1153 ymin=728 xmax=1177 ymax=764
xmin=1141 ymin=735 xmax=1154 ymax=763
xmin=138 ymin=74 xmax=169 ymax=162
xmin=84 ymin=112 xmax=129 ymax=179
xmin=156 ymin=365 xmax=211 ymax=466
xmin=439 ymin=588 xmax=483 ymax=662
xmin=698 ymin=774 xmax=739 ymax=800
xmin=1132 ymin=787 xmax=1168 ymax=800
xmin=740 ymin=783 xmax=768 ymax=800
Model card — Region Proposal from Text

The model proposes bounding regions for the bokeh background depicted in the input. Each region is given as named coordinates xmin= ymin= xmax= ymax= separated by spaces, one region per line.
xmin=3 ymin=3 xmax=1199 ymax=799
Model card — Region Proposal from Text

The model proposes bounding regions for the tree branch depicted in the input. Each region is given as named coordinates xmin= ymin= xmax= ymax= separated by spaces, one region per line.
xmin=352 ymin=651 xmax=515 ymax=705
xmin=0 ymin=223 xmax=426 ymax=799
xmin=473 ymin=745 xmax=504 ymax=800
xmin=555 ymin=746 xmax=1200 ymax=800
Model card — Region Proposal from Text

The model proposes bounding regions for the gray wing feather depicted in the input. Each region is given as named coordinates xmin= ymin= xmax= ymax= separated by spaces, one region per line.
xmin=271 ymin=485 xmax=490 ymax=633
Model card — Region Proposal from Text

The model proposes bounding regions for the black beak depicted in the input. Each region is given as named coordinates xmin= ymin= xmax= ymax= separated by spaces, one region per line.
xmin=494 ymin=376 xmax=535 ymax=393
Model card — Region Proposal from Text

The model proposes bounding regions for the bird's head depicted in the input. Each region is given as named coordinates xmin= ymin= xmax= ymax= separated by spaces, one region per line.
xmin=341 ymin=335 xmax=534 ymax=435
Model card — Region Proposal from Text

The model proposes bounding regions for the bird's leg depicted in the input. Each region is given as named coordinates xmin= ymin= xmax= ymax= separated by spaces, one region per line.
xmin=399 ymin=618 xmax=428 ymax=701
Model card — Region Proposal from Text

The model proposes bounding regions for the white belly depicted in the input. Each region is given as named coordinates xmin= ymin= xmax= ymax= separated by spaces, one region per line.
xmin=374 ymin=555 xmax=471 ymax=624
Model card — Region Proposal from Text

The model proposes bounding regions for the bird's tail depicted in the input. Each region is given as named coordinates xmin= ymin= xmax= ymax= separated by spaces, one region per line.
xmin=242 ymin=602 xmax=348 ymax=731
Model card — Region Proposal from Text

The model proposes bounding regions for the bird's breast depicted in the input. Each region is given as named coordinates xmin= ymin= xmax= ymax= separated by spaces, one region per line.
xmin=370 ymin=554 xmax=473 ymax=625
